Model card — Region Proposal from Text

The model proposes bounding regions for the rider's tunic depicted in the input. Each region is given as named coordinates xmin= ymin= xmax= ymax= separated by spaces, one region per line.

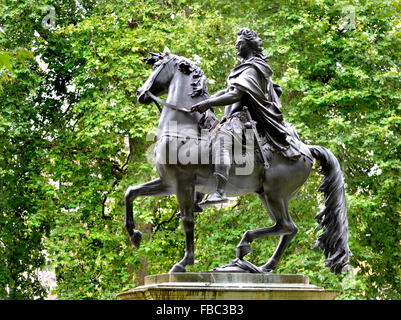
xmin=221 ymin=56 xmax=301 ymax=160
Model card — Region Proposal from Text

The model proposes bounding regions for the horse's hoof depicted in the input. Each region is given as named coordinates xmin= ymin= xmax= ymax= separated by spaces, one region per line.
xmin=260 ymin=267 xmax=274 ymax=273
xmin=236 ymin=243 xmax=252 ymax=259
xmin=169 ymin=263 xmax=186 ymax=273
xmin=131 ymin=230 xmax=142 ymax=248
xmin=260 ymin=260 xmax=277 ymax=273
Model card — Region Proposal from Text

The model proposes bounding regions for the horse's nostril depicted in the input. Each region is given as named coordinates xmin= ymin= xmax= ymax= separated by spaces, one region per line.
xmin=136 ymin=89 xmax=142 ymax=96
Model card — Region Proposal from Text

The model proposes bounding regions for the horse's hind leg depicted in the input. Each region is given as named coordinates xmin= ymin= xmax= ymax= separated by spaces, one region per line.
xmin=125 ymin=178 xmax=171 ymax=248
xmin=259 ymin=194 xmax=298 ymax=272
xmin=260 ymin=233 xmax=298 ymax=272
xmin=169 ymin=177 xmax=196 ymax=273
xmin=236 ymin=193 xmax=298 ymax=273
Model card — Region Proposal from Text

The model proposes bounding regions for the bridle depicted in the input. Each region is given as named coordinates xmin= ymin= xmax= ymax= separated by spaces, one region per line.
xmin=144 ymin=56 xmax=192 ymax=113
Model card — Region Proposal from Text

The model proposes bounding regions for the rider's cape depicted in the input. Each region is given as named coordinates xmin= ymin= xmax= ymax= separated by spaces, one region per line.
xmin=227 ymin=56 xmax=301 ymax=160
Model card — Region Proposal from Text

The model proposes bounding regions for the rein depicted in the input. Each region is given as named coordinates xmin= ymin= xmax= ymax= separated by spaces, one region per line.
xmin=147 ymin=91 xmax=192 ymax=113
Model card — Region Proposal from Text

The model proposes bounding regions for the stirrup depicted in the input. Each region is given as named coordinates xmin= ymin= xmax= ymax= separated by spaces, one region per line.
xmin=198 ymin=192 xmax=228 ymax=207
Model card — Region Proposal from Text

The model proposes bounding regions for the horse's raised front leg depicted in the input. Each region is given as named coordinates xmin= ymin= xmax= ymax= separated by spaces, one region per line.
xmin=236 ymin=193 xmax=298 ymax=273
xmin=125 ymin=178 xmax=171 ymax=248
xmin=169 ymin=177 xmax=195 ymax=273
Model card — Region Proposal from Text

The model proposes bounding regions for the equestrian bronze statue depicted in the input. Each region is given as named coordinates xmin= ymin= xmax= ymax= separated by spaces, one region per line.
xmin=127 ymin=28 xmax=352 ymax=274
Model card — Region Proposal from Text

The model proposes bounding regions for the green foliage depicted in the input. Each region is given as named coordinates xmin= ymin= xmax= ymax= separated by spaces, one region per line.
xmin=0 ymin=0 xmax=400 ymax=300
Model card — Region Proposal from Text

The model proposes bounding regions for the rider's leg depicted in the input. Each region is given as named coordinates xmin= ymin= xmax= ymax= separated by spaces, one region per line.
xmin=200 ymin=131 xmax=232 ymax=206
xmin=207 ymin=160 xmax=229 ymax=204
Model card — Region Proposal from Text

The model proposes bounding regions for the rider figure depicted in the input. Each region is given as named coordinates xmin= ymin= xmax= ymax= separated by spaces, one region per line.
xmin=191 ymin=28 xmax=299 ymax=206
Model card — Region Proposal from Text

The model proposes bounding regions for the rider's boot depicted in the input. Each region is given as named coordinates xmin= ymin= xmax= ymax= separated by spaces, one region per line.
xmin=199 ymin=163 xmax=229 ymax=207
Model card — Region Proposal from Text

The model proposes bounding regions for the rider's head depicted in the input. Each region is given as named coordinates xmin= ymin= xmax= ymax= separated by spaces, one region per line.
xmin=235 ymin=28 xmax=264 ymax=59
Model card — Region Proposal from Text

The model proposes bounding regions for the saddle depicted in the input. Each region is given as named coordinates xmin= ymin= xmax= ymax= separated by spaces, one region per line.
xmin=199 ymin=110 xmax=302 ymax=165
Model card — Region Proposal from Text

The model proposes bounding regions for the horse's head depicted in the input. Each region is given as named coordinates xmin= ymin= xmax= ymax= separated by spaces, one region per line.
xmin=137 ymin=47 xmax=175 ymax=104
xmin=137 ymin=47 xmax=209 ymax=106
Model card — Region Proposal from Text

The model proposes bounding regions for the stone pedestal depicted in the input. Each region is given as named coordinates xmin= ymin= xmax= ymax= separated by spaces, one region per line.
xmin=117 ymin=273 xmax=338 ymax=300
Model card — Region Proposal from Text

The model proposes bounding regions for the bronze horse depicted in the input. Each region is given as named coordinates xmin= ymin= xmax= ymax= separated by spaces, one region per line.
xmin=127 ymin=49 xmax=351 ymax=274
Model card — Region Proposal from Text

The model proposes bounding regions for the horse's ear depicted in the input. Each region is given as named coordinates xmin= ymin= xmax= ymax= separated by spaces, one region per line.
xmin=163 ymin=47 xmax=171 ymax=56
xmin=144 ymin=52 xmax=160 ymax=65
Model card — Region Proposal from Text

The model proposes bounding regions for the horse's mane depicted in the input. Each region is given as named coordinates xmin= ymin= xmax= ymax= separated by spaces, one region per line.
xmin=174 ymin=55 xmax=209 ymax=98
xmin=146 ymin=51 xmax=209 ymax=98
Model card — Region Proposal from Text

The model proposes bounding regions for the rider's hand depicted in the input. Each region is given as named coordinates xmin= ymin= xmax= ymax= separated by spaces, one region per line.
xmin=190 ymin=101 xmax=210 ymax=113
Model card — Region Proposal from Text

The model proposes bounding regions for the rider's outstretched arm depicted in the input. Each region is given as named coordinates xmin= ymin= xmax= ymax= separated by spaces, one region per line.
xmin=191 ymin=87 xmax=243 ymax=113
xmin=207 ymin=87 xmax=243 ymax=106
xmin=210 ymin=88 xmax=228 ymax=99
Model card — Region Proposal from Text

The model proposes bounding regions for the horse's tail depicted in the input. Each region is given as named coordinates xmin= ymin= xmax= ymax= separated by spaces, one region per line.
xmin=309 ymin=145 xmax=352 ymax=274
